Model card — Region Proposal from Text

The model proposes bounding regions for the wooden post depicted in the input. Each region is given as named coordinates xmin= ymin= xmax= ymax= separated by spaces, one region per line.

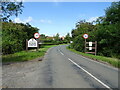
xmin=26 ymin=39 xmax=28 ymax=51
xmin=85 ymin=39 xmax=86 ymax=53
xmin=36 ymin=39 xmax=39 ymax=51
xmin=95 ymin=41 xmax=97 ymax=56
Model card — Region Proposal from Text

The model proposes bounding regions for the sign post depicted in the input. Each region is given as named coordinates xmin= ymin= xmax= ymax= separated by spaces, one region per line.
xmin=34 ymin=33 xmax=40 ymax=51
xmin=95 ymin=41 xmax=97 ymax=56
xmin=83 ymin=34 xmax=88 ymax=53
xmin=26 ymin=39 xmax=28 ymax=51
xmin=83 ymin=34 xmax=97 ymax=55
xmin=26 ymin=33 xmax=40 ymax=51
xmin=85 ymin=41 xmax=97 ymax=55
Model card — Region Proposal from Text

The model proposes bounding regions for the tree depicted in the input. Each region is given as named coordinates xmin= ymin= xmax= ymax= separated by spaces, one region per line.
xmin=70 ymin=1 xmax=120 ymax=58
xmin=54 ymin=33 xmax=60 ymax=41
xmin=40 ymin=34 xmax=46 ymax=39
xmin=53 ymin=33 xmax=60 ymax=44
xmin=1 ymin=1 xmax=23 ymax=21
xmin=94 ymin=1 xmax=120 ymax=58
xmin=65 ymin=33 xmax=71 ymax=43
xmin=70 ymin=20 xmax=95 ymax=52
xmin=2 ymin=22 xmax=39 ymax=54
xmin=105 ymin=2 xmax=120 ymax=24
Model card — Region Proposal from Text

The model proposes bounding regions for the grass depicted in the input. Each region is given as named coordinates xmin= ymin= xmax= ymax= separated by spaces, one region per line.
xmin=2 ymin=45 xmax=57 ymax=63
xmin=67 ymin=47 xmax=120 ymax=68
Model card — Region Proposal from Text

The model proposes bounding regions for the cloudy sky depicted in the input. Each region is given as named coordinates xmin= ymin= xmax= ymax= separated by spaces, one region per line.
xmin=12 ymin=2 xmax=112 ymax=37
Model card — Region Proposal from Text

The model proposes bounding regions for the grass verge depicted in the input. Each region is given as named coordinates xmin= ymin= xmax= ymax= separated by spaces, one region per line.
xmin=67 ymin=47 xmax=120 ymax=68
xmin=2 ymin=45 xmax=57 ymax=63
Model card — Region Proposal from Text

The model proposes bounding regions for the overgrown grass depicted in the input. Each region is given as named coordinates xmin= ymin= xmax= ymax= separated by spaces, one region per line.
xmin=67 ymin=47 xmax=120 ymax=68
xmin=2 ymin=45 xmax=57 ymax=63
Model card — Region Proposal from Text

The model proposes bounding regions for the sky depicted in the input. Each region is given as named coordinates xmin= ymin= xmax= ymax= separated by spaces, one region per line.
xmin=12 ymin=2 xmax=112 ymax=37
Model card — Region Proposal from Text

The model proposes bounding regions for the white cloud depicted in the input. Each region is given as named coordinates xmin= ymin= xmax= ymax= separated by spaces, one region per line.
xmin=87 ymin=16 xmax=98 ymax=22
xmin=14 ymin=18 xmax=23 ymax=23
xmin=14 ymin=16 xmax=33 ymax=24
xmin=39 ymin=19 xmax=52 ymax=24
xmin=25 ymin=16 xmax=33 ymax=23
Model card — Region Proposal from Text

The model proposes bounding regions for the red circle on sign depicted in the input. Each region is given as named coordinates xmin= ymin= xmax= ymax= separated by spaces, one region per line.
xmin=34 ymin=33 xmax=40 ymax=39
xmin=83 ymin=33 xmax=88 ymax=39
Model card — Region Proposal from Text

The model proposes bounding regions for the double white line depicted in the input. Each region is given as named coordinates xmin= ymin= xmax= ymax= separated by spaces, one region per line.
xmin=59 ymin=49 xmax=112 ymax=89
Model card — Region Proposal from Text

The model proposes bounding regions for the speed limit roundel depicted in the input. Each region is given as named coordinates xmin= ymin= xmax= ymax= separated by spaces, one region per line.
xmin=83 ymin=34 xmax=88 ymax=39
xmin=34 ymin=33 xmax=40 ymax=39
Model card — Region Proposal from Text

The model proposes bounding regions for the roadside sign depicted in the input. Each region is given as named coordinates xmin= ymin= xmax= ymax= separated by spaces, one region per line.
xmin=28 ymin=38 xmax=37 ymax=47
xmin=70 ymin=41 xmax=73 ymax=43
xmin=89 ymin=42 xmax=92 ymax=46
xmin=89 ymin=47 xmax=92 ymax=50
xmin=34 ymin=33 xmax=40 ymax=39
xmin=83 ymin=34 xmax=88 ymax=39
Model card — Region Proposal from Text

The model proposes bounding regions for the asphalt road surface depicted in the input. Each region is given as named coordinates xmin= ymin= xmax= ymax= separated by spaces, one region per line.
xmin=2 ymin=45 xmax=119 ymax=89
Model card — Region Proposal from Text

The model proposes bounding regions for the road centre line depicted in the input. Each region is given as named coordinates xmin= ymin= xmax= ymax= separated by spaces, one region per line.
xmin=67 ymin=58 xmax=111 ymax=89
xmin=60 ymin=52 xmax=64 ymax=55
xmin=58 ymin=49 xmax=64 ymax=55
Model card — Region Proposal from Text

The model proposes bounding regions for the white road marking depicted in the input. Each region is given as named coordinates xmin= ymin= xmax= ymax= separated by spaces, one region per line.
xmin=68 ymin=58 xmax=112 ymax=89
xmin=69 ymin=51 xmax=118 ymax=71
xmin=17 ymin=72 xmax=20 ymax=74
xmin=58 ymin=47 xmax=114 ymax=89
xmin=58 ymin=49 xmax=64 ymax=55
xmin=60 ymin=52 xmax=64 ymax=55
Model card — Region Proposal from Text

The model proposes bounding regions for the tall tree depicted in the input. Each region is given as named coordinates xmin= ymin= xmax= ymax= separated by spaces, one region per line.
xmin=105 ymin=1 xmax=120 ymax=24
xmin=94 ymin=1 xmax=120 ymax=57
xmin=1 ymin=0 xmax=23 ymax=21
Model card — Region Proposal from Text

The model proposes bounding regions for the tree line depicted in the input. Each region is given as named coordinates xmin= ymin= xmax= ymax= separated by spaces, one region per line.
xmin=40 ymin=33 xmax=71 ymax=45
xmin=2 ymin=22 xmax=39 ymax=54
xmin=1 ymin=1 xmax=72 ymax=54
xmin=1 ymin=1 xmax=40 ymax=55
xmin=70 ymin=1 xmax=120 ymax=59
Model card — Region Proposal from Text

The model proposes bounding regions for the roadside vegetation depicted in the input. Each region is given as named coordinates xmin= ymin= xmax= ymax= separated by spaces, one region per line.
xmin=1 ymin=1 xmax=120 ymax=64
xmin=2 ymin=45 xmax=57 ymax=63
xmin=1 ymin=1 xmax=70 ymax=63
xmin=69 ymin=2 xmax=120 ymax=59
xmin=1 ymin=1 xmax=70 ymax=56
xmin=67 ymin=47 xmax=120 ymax=68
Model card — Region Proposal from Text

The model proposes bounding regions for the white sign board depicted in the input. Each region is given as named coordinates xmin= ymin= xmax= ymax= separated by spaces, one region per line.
xmin=89 ymin=42 xmax=92 ymax=46
xmin=28 ymin=38 xmax=37 ymax=47
xmin=70 ymin=41 xmax=73 ymax=43
xmin=89 ymin=47 xmax=92 ymax=50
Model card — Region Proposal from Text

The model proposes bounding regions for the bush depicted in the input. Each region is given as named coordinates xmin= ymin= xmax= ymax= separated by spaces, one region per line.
xmin=2 ymin=22 xmax=39 ymax=55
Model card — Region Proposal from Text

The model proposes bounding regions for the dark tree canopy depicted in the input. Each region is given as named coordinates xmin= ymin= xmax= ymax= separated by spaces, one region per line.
xmin=105 ymin=2 xmax=120 ymax=24
xmin=1 ymin=0 xmax=23 ymax=21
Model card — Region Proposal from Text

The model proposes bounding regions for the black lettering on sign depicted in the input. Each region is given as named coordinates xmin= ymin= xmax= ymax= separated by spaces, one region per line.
xmin=29 ymin=41 xmax=37 ymax=46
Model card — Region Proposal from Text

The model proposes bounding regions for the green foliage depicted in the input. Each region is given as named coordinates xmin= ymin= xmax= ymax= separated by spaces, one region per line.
xmin=71 ymin=20 xmax=95 ymax=52
xmin=105 ymin=2 xmax=120 ymax=24
xmin=2 ymin=22 xmax=39 ymax=54
xmin=1 ymin=1 xmax=23 ymax=21
xmin=70 ymin=1 xmax=120 ymax=59
xmin=53 ymin=33 xmax=62 ymax=44
xmin=2 ymin=45 xmax=57 ymax=62
xmin=65 ymin=33 xmax=71 ymax=43
xmin=54 ymin=33 xmax=60 ymax=41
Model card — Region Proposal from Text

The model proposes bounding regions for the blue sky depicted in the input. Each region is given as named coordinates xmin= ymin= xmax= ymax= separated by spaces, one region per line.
xmin=12 ymin=2 xmax=112 ymax=37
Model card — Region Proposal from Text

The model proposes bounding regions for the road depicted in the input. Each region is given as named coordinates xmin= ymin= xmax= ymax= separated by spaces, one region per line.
xmin=2 ymin=45 xmax=119 ymax=89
